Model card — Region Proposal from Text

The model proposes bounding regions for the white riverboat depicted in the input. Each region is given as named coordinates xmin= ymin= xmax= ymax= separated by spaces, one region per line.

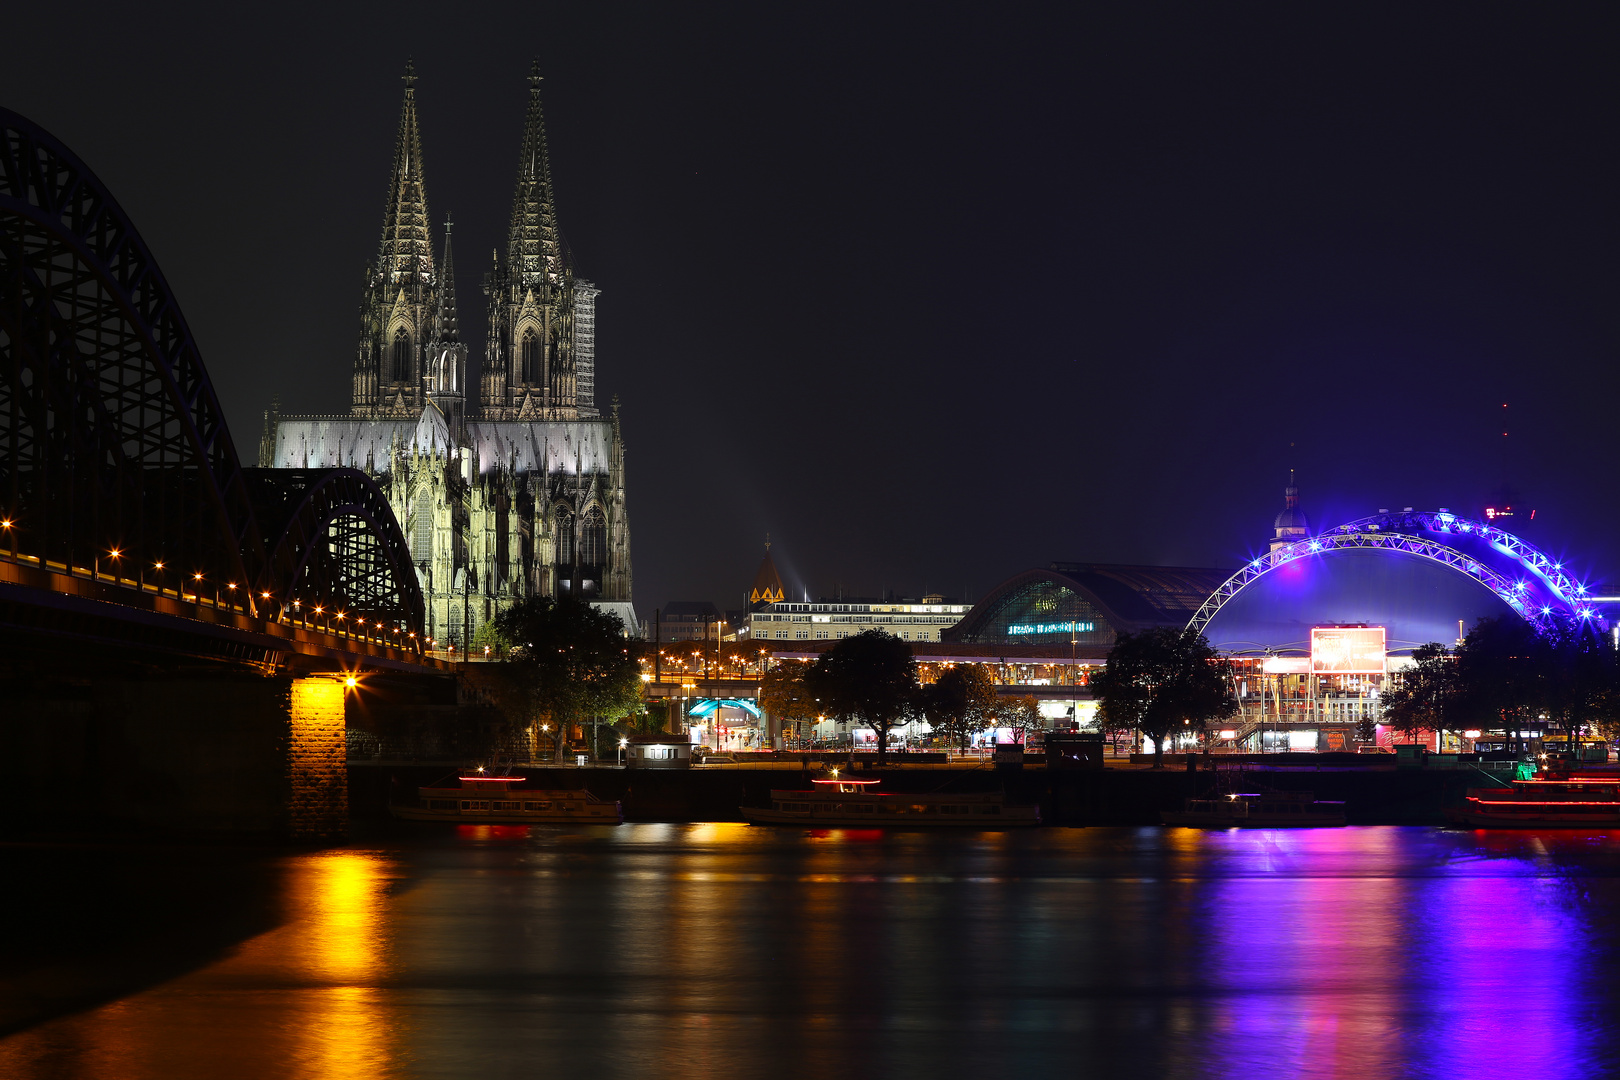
xmin=741 ymin=775 xmax=1041 ymax=828
xmin=391 ymin=774 xmax=622 ymax=824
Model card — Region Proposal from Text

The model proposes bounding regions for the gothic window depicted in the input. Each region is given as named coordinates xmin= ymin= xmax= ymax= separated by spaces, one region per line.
xmin=521 ymin=329 xmax=540 ymax=385
xmin=391 ymin=329 xmax=411 ymax=383
xmin=581 ymin=507 xmax=607 ymax=566
xmin=411 ymin=489 xmax=433 ymax=565
xmin=555 ymin=507 xmax=574 ymax=565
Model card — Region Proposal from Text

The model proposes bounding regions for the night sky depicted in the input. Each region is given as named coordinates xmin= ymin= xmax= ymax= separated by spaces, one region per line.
xmin=5 ymin=3 xmax=1619 ymax=614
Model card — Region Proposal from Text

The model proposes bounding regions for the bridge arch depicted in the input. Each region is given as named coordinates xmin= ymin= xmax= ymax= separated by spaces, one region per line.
xmin=0 ymin=107 xmax=265 ymax=606
xmin=246 ymin=468 xmax=426 ymax=645
xmin=1188 ymin=510 xmax=1593 ymax=647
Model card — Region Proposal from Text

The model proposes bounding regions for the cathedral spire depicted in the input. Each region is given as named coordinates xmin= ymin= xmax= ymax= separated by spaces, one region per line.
xmin=378 ymin=58 xmax=435 ymax=284
xmin=436 ymin=215 xmax=459 ymax=342
xmin=428 ymin=215 xmax=467 ymax=429
xmin=507 ymin=58 xmax=562 ymax=289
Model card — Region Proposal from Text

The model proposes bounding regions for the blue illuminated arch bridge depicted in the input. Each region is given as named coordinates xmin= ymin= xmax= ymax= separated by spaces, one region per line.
xmin=1188 ymin=510 xmax=1603 ymax=650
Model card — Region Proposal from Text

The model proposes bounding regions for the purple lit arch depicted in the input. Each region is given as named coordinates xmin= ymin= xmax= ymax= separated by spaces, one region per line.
xmin=1188 ymin=511 xmax=1594 ymax=640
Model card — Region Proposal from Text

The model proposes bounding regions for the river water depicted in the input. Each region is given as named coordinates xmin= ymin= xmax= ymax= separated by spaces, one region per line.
xmin=2 ymin=824 xmax=1618 ymax=1079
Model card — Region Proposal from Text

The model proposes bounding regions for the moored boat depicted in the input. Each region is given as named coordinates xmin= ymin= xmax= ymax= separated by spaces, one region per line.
xmin=1446 ymin=765 xmax=1620 ymax=828
xmin=391 ymin=773 xmax=623 ymax=824
xmin=1161 ymin=789 xmax=1347 ymax=827
xmin=741 ymin=774 xmax=1041 ymax=828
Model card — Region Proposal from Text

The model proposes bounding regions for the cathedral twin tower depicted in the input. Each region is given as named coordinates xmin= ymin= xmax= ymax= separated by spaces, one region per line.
xmin=266 ymin=61 xmax=632 ymax=650
xmin=354 ymin=60 xmax=599 ymax=425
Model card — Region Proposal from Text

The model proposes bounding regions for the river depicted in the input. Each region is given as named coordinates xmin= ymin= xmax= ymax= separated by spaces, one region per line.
xmin=1 ymin=824 xmax=1617 ymax=1079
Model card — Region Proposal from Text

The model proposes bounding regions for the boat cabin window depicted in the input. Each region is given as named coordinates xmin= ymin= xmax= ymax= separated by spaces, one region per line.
xmin=430 ymin=800 xmax=455 ymax=809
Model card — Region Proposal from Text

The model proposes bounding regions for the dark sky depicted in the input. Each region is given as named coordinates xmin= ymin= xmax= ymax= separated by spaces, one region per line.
xmin=6 ymin=2 xmax=1619 ymax=614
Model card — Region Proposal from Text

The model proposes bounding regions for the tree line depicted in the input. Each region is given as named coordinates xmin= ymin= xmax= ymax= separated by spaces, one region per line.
xmin=480 ymin=597 xmax=1617 ymax=766
xmin=761 ymin=629 xmax=1041 ymax=764
xmin=1380 ymin=617 xmax=1620 ymax=750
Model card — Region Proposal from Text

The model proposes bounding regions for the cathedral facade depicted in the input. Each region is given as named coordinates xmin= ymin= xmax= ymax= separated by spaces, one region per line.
xmin=264 ymin=62 xmax=632 ymax=650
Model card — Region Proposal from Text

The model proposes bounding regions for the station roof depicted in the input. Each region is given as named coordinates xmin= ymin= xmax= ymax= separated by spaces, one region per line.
xmin=942 ymin=563 xmax=1232 ymax=647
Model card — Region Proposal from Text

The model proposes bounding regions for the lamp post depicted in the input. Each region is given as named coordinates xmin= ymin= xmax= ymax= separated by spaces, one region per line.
xmin=619 ymin=737 xmax=628 ymax=767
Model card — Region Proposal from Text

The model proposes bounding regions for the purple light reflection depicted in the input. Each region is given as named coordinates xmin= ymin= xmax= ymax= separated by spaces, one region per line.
xmin=1188 ymin=828 xmax=1604 ymax=1080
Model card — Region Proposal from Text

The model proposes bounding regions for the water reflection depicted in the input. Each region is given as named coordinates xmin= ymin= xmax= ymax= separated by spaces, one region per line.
xmin=2 ymin=827 xmax=1619 ymax=1079
xmin=0 ymin=850 xmax=400 ymax=1078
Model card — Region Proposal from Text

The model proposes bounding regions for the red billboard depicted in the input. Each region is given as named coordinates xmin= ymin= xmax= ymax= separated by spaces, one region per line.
xmin=1311 ymin=626 xmax=1386 ymax=674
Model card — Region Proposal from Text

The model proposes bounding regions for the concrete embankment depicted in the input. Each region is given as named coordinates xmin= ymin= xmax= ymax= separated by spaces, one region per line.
xmin=349 ymin=763 xmax=1491 ymax=826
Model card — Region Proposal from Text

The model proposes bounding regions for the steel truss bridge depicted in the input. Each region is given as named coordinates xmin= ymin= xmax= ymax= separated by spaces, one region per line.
xmin=1188 ymin=509 xmax=1597 ymax=639
xmin=0 ymin=107 xmax=442 ymax=673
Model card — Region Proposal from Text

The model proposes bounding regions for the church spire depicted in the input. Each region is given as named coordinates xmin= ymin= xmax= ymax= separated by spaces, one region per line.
xmin=427 ymin=215 xmax=467 ymax=430
xmin=1270 ymin=468 xmax=1309 ymax=553
xmin=378 ymin=58 xmax=435 ymax=284
xmin=436 ymin=215 xmax=459 ymax=342
xmin=750 ymin=536 xmax=786 ymax=607
xmin=507 ymin=59 xmax=562 ymax=289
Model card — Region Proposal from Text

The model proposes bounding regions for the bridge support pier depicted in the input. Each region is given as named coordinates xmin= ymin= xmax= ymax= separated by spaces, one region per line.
xmin=287 ymin=675 xmax=349 ymax=842
xmin=0 ymin=663 xmax=350 ymax=842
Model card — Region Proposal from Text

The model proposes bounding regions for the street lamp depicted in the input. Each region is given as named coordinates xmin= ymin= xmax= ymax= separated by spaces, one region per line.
xmin=619 ymin=737 xmax=628 ymax=766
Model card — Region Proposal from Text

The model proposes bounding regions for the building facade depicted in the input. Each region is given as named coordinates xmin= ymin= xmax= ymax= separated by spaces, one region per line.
xmin=750 ymin=598 xmax=971 ymax=643
xmin=264 ymin=62 xmax=630 ymax=651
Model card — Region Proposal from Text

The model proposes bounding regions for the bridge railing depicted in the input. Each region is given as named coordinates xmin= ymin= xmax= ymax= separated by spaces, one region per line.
xmin=0 ymin=544 xmax=427 ymax=658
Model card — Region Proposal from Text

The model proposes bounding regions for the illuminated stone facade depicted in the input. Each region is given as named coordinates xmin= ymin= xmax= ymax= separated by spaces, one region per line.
xmin=265 ymin=63 xmax=631 ymax=649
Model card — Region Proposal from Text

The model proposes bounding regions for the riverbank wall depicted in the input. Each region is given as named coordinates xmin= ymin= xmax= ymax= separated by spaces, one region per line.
xmin=350 ymin=762 xmax=1492 ymax=827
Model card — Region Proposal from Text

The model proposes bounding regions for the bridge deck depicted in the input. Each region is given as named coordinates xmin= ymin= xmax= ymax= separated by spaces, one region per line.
xmin=0 ymin=552 xmax=450 ymax=674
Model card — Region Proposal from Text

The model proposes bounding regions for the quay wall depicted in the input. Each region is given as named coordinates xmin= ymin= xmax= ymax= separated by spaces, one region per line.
xmin=350 ymin=763 xmax=1489 ymax=826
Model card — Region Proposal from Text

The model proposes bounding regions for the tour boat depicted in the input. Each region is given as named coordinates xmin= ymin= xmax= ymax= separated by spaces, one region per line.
xmin=1446 ymin=767 xmax=1620 ymax=828
xmin=392 ymin=774 xmax=623 ymax=824
xmin=741 ymin=775 xmax=1041 ymax=828
xmin=1161 ymin=789 xmax=1347 ymax=827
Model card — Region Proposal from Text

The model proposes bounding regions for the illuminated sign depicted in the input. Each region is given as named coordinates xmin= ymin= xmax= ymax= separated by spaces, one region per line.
xmin=1007 ymin=621 xmax=1095 ymax=636
xmin=1310 ymin=626 xmax=1386 ymax=675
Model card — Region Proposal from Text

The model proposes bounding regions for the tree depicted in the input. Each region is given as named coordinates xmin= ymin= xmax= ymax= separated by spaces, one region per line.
xmin=760 ymin=660 xmax=820 ymax=747
xmin=492 ymin=596 xmax=644 ymax=761
xmin=1453 ymin=617 xmax=1549 ymax=752
xmin=1091 ymin=627 xmax=1237 ymax=768
xmin=923 ymin=664 xmax=997 ymax=749
xmin=1381 ymin=642 xmax=1462 ymax=746
xmin=805 ymin=630 xmax=918 ymax=766
xmin=1541 ymin=622 xmax=1620 ymax=754
xmin=999 ymin=695 xmax=1043 ymax=744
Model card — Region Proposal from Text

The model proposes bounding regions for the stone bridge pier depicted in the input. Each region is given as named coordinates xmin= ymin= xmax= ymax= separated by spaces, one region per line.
xmin=0 ymin=667 xmax=355 ymax=842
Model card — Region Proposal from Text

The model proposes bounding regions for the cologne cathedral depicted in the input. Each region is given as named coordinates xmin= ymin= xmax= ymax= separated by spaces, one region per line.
xmin=263 ymin=62 xmax=633 ymax=649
